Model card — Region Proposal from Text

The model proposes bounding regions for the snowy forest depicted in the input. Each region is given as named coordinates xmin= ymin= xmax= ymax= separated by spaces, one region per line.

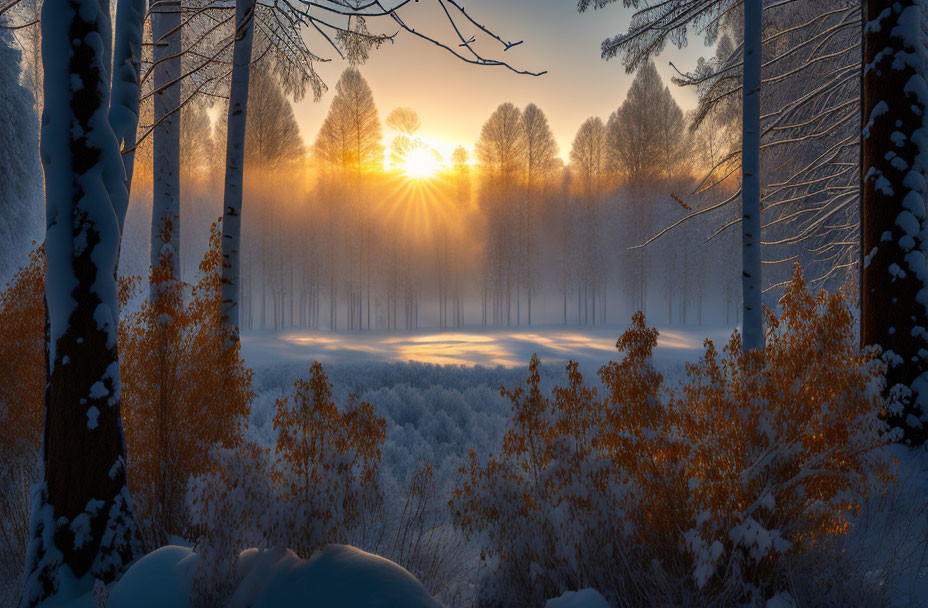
xmin=121 ymin=60 xmax=741 ymax=333
xmin=1 ymin=0 xmax=928 ymax=607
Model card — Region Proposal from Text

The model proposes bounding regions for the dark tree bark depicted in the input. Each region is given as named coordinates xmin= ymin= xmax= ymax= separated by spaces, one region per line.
xmin=861 ymin=0 xmax=928 ymax=443
xmin=21 ymin=2 xmax=138 ymax=605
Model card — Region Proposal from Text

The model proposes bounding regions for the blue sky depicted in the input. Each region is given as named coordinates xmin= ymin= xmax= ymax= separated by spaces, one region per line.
xmin=292 ymin=0 xmax=713 ymax=161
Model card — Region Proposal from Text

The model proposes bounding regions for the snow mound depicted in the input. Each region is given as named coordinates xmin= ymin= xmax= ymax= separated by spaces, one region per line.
xmin=765 ymin=591 xmax=796 ymax=608
xmin=240 ymin=544 xmax=442 ymax=608
xmin=545 ymin=588 xmax=610 ymax=608
xmin=106 ymin=544 xmax=440 ymax=608
xmin=107 ymin=545 xmax=200 ymax=608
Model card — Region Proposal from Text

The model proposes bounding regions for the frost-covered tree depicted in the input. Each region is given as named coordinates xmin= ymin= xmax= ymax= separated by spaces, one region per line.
xmin=607 ymin=60 xmax=666 ymax=183
xmin=0 ymin=25 xmax=43 ymax=283
xmin=219 ymin=0 xmax=258 ymax=336
xmin=151 ymin=0 xmax=182 ymax=296
xmin=477 ymin=102 xmax=527 ymax=180
xmin=570 ymin=117 xmax=608 ymax=325
xmin=21 ymin=0 xmax=138 ymax=604
xmin=245 ymin=67 xmax=305 ymax=171
xmin=656 ymin=84 xmax=688 ymax=178
xmin=522 ymin=103 xmax=558 ymax=188
xmin=521 ymin=103 xmax=558 ymax=325
xmin=570 ymin=117 xmax=607 ymax=200
xmin=580 ymin=0 xmax=763 ymax=351
xmin=861 ymin=0 xmax=928 ymax=442
xmin=314 ymin=66 xmax=383 ymax=330
xmin=477 ymin=102 xmax=526 ymax=325
xmin=314 ymin=67 xmax=383 ymax=175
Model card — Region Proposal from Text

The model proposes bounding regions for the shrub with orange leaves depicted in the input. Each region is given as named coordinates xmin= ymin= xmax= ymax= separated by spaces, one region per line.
xmin=271 ymin=361 xmax=385 ymax=557
xmin=674 ymin=265 xmax=892 ymax=600
xmin=0 ymin=245 xmax=45 ymax=455
xmin=0 ymin=246 xmax=45 ymax=586
xmin=186 ymin=362 xmax=385 ymax=604
xmin=120 ymin=222 xmax=253 ymax=549
xmin=453 ymin=264 xmax=893 ymax=607
xmin=452 ymin=355 xmax=633 ymax=606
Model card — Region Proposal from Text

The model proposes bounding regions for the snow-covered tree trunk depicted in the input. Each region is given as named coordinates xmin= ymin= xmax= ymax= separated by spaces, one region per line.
xmin=220 ymin=0 xmax=257 ymax=336
xmin=861 ymin=0 xmax=928 ymax=443
xmin=151 ymin=0 xmax=182 ymax=290
xmin=108 ymin=0 xmax=148 ymax=228
xmin=21 ymin=2 xmax=137 ymax=604
xmin=741 ymin=0 xmax=763 ymax=352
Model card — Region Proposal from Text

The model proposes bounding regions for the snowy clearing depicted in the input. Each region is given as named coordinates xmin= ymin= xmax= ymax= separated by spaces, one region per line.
xmin=241 ymin=325 xmax=735 ymax=371
xmin=243 ymin=325 xmax=733 ymax=493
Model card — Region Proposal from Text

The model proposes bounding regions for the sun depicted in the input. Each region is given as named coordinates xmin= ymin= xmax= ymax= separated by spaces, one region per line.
xmin=403 ymin=147 xmax=441 ymax=180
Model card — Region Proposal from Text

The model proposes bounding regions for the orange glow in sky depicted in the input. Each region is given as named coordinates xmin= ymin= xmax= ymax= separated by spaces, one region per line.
xmin=291 ymin=0 xmax=712 ymax=164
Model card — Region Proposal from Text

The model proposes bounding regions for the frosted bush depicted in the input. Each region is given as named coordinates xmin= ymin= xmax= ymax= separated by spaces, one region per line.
xmin=453 ymin=266 xmax=895 ymax=607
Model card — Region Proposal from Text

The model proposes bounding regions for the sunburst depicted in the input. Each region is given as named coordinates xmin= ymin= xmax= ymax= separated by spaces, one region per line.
xmin=403 ymin=146 xmax=442 ymax=180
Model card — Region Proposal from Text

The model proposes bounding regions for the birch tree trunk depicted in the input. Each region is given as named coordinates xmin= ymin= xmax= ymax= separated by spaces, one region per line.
xmin=861 ymin=0 xmax=928 ymax=443
xmin=741 ymin=0 xmax=763 ymax=352
xmin=22 ymin=2 xmax=137 ymax=603
xmin=151 ymin=0 xmax=181 ymax=290
xmin=108 ymin=0 xmax=147 ymax=230
xmin=220 ymin=0 xmax=257 ymax=336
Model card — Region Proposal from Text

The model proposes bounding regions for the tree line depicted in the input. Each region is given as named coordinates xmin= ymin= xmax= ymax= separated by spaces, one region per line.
xmin=124 ymin=59 xmax=736 ymax=332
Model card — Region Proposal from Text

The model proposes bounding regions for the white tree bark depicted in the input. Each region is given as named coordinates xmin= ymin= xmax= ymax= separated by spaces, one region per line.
xmin=151 ymin=0 xmax=181 ymax=290
xmin=220 ymin=0 xmax=257 ymax=335
xmin=108 ymin=0 xmax=148 ymax=231
xmin=741 ymin=0 xmax=763 ymax=352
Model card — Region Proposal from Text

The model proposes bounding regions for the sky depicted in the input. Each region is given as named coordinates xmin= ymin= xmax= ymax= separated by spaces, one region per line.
xmin=290 ymin=0 xmax=714 ymax=164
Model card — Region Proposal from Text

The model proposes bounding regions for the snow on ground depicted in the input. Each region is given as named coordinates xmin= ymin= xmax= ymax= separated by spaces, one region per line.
xmin=13 ymin=324 xmax=928 ymax=607
xmin=56 ymin=544 xmax=442 ymax=608
xmin=243 ymin=325 xmax=733 ymax=494
xmin=239 ymin=324 xmax=928 ymax=607
xmin=241 ymin=325 xmax=734 ymax=370
xmin=545 ymin=589 xmax=611 ymax=608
